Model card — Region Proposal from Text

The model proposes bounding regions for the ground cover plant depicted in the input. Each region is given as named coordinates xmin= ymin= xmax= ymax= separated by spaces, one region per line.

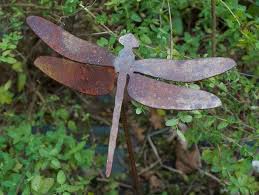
xmin=0 ymin=0 xmax=258 ymax=194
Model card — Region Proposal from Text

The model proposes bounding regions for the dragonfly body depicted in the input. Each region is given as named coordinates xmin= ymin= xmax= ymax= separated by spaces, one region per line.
xmin=114 ymin=33 xmax=139 ymax=74
xmin=114 ymin=48 xmax=134 ymax=73
xmin=27 ymin=16 xmax=236 ymax=177
xmin=106 ymin=72 xmax=127 ymax=176
xmin=107 ymin=34 xmax=140 ymax=176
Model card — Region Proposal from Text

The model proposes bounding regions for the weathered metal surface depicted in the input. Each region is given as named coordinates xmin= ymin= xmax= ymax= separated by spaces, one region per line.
xmin=27 ymin=16 xmax=115 ymax=66
xmin=34 ymin=56 xmax=115 ymax=95
xmin=105 ymin=34 xmax=139 ymax=177
xmin=106 ymin=72 xmax=127 ymax=177
xmin=127 ymin=73 xmax=222 ymax=110
xmin=133 ymin=58 xmax=236 ymax=82
xmin=27 ymin=15 xmax=236 ymax=178
xmin=114 ymin=33 xmax=138 ymax=73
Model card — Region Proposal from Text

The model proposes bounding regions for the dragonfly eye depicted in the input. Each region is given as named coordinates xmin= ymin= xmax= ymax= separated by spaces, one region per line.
xmin=119 ymin=33 xmax=139 ymax=48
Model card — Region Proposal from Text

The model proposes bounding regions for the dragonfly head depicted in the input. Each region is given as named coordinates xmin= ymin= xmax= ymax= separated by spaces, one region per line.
xmin=119 ymin=33 xmax=139 ymax=48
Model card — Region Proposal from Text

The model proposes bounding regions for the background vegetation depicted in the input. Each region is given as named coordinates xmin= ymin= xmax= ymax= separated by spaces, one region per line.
xmin=0 ymin=0 xmax=258 ymax=194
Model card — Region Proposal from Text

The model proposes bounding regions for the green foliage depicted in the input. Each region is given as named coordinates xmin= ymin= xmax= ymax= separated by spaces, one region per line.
xmin=203 ymin=147 xmax=259 ymax=194
xmin=63 ymin=0 xmax=80 ymax=15
xmin=0 ymin=31 xmax=24 ymax=106
xmin=0 ymin=113 xmax=97 ymax=194
xmin=0 ymin=81 xmax=13 ymax=104
xmin=131 ymin=100 xmax=147 ymax=115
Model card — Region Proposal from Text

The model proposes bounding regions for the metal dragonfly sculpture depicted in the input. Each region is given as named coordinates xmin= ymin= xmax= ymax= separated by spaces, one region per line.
xmin=27 ymin=16 xmax=236 ymax=177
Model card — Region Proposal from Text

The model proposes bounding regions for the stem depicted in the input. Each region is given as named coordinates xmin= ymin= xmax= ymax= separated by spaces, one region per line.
xmin=211 ymin=0 xmax=216 ymax=56
xmin=218 ymin=0 xmax=241 ymax=26
xmin=121 ymin=102 xmax=141 ymax=195
xmin=167 ymin=0 xmax=173 ymax=59
xmin=79 ymin=2 xmax=117 ymax=37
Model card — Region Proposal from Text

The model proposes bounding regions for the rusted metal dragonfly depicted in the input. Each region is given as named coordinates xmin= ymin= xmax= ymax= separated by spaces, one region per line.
xmin=27 ymin=16 xmax=236 ymax=177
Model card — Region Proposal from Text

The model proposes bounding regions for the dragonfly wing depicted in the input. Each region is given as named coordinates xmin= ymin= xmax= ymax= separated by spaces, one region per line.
xmin=133 ymin=57 xmax=236 ymax=82
xmin=127 ymin=73 xmax=221 ymax=110
xmin=27 ymin=16 xmax=115 ymax=66
xmin=34 ymin=56 xmax=115 ymax=95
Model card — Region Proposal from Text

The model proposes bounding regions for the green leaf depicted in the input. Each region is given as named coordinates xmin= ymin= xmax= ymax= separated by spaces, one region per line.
xmin=0 ymin=83 xmax=13 ymax=105
xmin=22 ymin=185 xmax=30 ymax=195
xmin=140 ymin=34 xmax=152 ymax=44
xmin=57 ymin=170 xmax=66 ymax=185
xmin=51 ymin=159 xmax=61 ymax=169
xmin=202 ymin=149 xmax=213 ymax=163
xmin=97 ymin=37 xmax=109 ymax=47
xmin=131 ymin=12 xmax=142 ymax=22
xmin=74 ymin=152 xmax=82 ymax=162
xmin=218 ymin=82 xmax=228 ymax=92
xmin=2 ymin=56 xmax=17 ymax=64
xmin=96 ymin=14 xmax=108 ymax=25
xmin=13 ymin=161 xmax=23 ymax=172
xmin=84 ymin=149 xmax=94 ymax=167
xmin=136 ymin=107 xmax=142 ymax=115
xmin=65 ymin=141 xmax=86 ymax=158
xmin=176 ymin=129 xmax=186 ymax=143
xmin=67 ymin=120 xmax=77 ymax=130
xmin=11 ymin=62 xmax=23 ymax=72
xmin=217 ymin=121 xmax=229 ymax=129
xmin=31 ymin=175 xmax=42 ymax=192
xmin=157 ymin=109 xmax=166 ymax=116
xmin=189 ymin=84 xmax=200 ymax=90
xmin=39 ymin=178 xmax=54 ymax=194
xmin=4 ymin=80 xmax=12 ymax=90
xmin=17 ymin=73 xmax=26 ymax=92
xmin=165 ymin=118 xmax=179 ymax=127
xmin=63 ymin=184 xmax=83 ymax=192
xmin=172 ymin=14 xmax=183 ymax=35
xmin=55 ymin=108 xmax=69 ymax=120
xmin=2 ymin=50 xmax=11 ymax=56
xmin=180 ymin=115 xmax=193 ymax=123
xmin=63 ymin=0 xmax=79 ymax=15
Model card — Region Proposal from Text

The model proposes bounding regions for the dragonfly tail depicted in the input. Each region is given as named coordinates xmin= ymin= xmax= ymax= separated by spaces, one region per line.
xmin=106 ymin=72 xmax=127 ymax=177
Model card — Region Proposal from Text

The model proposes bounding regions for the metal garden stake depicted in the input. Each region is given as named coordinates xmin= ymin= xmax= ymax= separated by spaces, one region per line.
xmin=27 ymin=15 xmax=236 ymax=190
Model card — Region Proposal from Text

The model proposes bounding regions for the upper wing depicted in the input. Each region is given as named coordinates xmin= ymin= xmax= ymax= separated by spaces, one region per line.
xmin=27 ymin=16 xmax=115 ymax=66
xmin=34 ymin=56 xmax=115 ymax=95
xmin=133 ymin=57 xmax=236 ymax=82
xmin=127 ymin=73 xmax=221 ymax=110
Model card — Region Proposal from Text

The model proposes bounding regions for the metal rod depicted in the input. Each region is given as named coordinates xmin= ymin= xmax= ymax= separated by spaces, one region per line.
xmin=121 ymin=102 xmax=141 ymax=195
xmin=106 ymin=72 xmax=127 ymax=177
xmin=211 ymin=0 xmax=216 ymax=56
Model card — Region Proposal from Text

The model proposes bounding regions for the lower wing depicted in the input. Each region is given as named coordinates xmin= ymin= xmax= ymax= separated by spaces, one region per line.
xmin=127 ymin=73 xmax=221 ymax=110
xmin=133 ymin=57 xmax=236 ymax=82
xmin=34 ymin=56 xmax=115 ymax=96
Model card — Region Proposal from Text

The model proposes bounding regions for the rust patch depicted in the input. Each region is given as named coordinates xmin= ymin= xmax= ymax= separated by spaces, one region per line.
xmin=34 ymin=56 xmax=115 ymax=95
xmin=134 ymin=58 xmax=236 ymax=82
xmin=27 ymin=16 xmax=115 ymax=66
xmin=127 ymin=73 xmax=222 ymax=110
